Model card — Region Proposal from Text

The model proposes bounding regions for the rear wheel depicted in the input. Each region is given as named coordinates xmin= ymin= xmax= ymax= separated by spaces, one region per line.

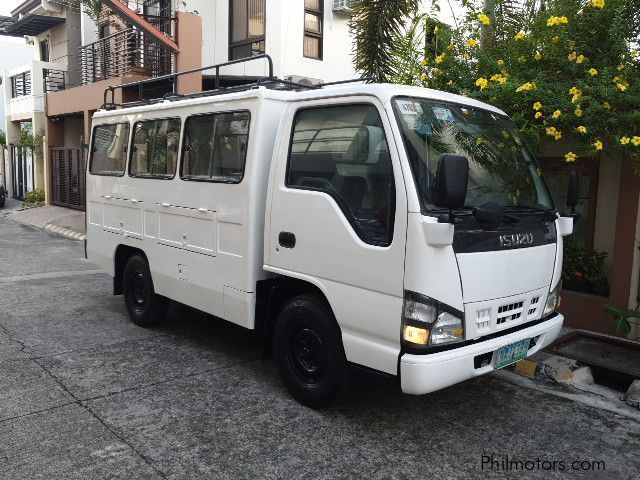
xmin=273 ymin=294 xmax=346 ymax=408
xmin=122 ymin=254 xmax=169 ymax=327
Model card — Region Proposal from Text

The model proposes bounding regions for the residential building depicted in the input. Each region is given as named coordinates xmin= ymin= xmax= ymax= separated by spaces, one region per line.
xmin=1 ymin=0 xmax=356 ymax=208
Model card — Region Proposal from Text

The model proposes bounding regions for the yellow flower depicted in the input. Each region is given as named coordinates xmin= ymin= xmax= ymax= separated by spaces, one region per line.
xmin=603 ymin=102 xmax=611 ymax=110
xmin=589 ymin=0 xmax=605 ymax=8
xmin=547 ymin=16 xmax=569 ymax=27
xmin=577 ymin=126 xmax=587 ymax=134
xmin=554 ymin=132 xmax=563 ymax=140
xmin=535 ymin=111 xmax=543 ymax=119
xmin=462 ymin=53 xmax=470 ymax=59
xmin=515 ymin=82 xmax=536 ymax=92
xmin=497 ymin=59 xmax=505 ymax=66
xmin=478 ymin=13 xmax=491 ymax=25
xmin=568 ymin=52 xmax=577 ymax=62
xmin=552 ymin=35 xmax=560 ymax=43
xmin=565 ymin=152 xmax=577 ymax=162
xmin=435 ymin=53 xmax=446 ymax=64
xmin=613 ymin=76 xmax=621 ymax=83
xmin=617 ymin=83 xmax=627 ymax=92
xmin=420 ymin=59 xmax=428 ymax=66
xmin=552 ymin=110 xmax=562 ymax=119
xmin=515 ymin=31 xmax=526 ymax=40
xmin=534 ymin=51 xmax=542 ymax=61
xmin=466 ymin=39 xmax=478 ymax=48
xmin=476 ymin=137 xmax=484 ymax=146
xmin=434 ymin=25 xmax=439 ymax=34
xmin=475 ymin=77 xmax=489 ymax=90
xmin=588 ymin=68 xmax=598 ymax=76
xmin=633 ymin=136 xmax=640 ymax=147
xmin=621 ymin=136 xmax=631 ymax=145
xmin=593 ymin=139 xmax=603 ymax=151
xmin=569 ymin=86 xmax=580 ymax=95
xmin=533 ymin=101 xmax=543 ymax=111
xmin=501 ymin=130 xmax=510 ymax=139
xmin=420 ymin=73 xmax=427 ymax=81
xmin=434 ymin=68 xmax=443 ymax=76
xmin=446 ymin=43 xmax=454 ymax=51
xmin=631 ymin=50 xmax=638 ymax=58
xmin=617 ymin=63 xmax=625 ymax=71
xmin=546 ymin=126 xmax=558 ymax=135
xmin=576 ymin=55 xmax=586 ymax=64
xmin=575 ymin=107 xmax=583 ymax=117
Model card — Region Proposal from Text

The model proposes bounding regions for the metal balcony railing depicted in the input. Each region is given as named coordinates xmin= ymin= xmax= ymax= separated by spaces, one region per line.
xmin=80 ymin=27 xmax=173 ymax=85
xmin=44 ymin=69 xmax=66 ymax=92
xmin=10 ymin=71 xmax=31 ymax=98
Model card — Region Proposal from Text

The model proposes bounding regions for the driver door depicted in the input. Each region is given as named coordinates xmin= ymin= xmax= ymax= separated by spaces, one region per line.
xmin=266 ymin=97 xmax=408 ymax=374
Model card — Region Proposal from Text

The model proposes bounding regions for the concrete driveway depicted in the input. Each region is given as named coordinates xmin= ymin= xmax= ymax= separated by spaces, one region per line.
xmin=1 ymin=216 xmax=639 ymax=479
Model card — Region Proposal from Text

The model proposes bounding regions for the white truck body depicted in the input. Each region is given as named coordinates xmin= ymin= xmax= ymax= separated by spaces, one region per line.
xmin=87 ymin=83 xmax=569 ymax=398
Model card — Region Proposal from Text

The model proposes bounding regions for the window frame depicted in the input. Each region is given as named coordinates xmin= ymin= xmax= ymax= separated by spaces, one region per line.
xmin=303 ymin=0 xmax=323 ymax=60
xmin=128 ymin=116 xmax=182 ymax=180
xmin=285 ymin=102 xmax=396 ymax=247
xmin=88 ymin=122 xmax=131 ymax=177
xmin=228 ymin=0 xmax=266 ymax=61
xmin=179 ymin=109 xmax=252 ymax=184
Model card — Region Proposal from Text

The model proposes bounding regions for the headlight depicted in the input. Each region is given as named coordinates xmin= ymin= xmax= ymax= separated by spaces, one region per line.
xmin=544 ymin=283 xmax=561 ymax=315
xmin=401 ymin=291 xmax=464 ymax=348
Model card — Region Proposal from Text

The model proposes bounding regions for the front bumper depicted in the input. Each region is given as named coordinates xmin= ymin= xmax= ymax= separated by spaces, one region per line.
xmin=400 ymin=313 xmax=563 ymax=395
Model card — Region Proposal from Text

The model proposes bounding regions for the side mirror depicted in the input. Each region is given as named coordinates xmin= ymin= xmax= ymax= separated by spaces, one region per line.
xmin=434 ymin=154 xmax=469 ymax=214
xmin=566 ymin=171 xmax=580 ymax=214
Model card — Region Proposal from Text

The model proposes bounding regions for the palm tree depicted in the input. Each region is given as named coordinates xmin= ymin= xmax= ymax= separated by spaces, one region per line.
xmin=349 ymin=0 xmax=419 ymax=82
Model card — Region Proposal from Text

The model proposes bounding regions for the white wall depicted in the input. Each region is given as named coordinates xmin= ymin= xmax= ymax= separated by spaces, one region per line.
xmin=180 ymin=0 xmax=355 ymax=82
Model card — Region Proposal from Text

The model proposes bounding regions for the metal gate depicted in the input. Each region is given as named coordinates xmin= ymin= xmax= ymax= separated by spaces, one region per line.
xmin=51 ymin=148 xmax=86 ymax=210
xmin=11 ymin=145 xmax=34 ymax=200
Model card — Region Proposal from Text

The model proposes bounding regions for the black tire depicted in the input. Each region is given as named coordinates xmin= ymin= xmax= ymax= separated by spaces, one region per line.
xmin=122 ymin=254 xmax=169 ymax=328
xmin=273 ymin=294 xmax=346 ymax=408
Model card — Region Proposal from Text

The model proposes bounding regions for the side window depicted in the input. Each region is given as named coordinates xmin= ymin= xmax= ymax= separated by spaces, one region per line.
xmin=181 ymin=111 xmax=250 ymax=183
xmin=287 ymin=104 xmax=395 ymax=246
xmin=90 ymin=123 xmax=130 ymax=176
xmin=130 ymin=118 xmax=181 ymax=178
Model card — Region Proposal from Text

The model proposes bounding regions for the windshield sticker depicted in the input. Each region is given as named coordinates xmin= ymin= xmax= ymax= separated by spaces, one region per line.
xmin=433 ymin=107 xmax=455 ymax=122
xmin=415 ymin=122 xmax=432 ymax=135
xmin=397 ymin=100 xmax=422 ymax=115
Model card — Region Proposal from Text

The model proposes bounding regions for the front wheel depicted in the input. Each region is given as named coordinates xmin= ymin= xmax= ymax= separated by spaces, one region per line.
xmin=273 ymin=294 xmax=346 ymax=408
xmin=122 ymin=254 xmax=169 ymax=327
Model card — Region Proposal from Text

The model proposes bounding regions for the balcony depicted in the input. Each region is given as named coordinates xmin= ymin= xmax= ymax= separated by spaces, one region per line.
xmin=80 ymin=27 xmax=174 ymax=85
xmin=3 ymin=61 xmax=66 ymax=120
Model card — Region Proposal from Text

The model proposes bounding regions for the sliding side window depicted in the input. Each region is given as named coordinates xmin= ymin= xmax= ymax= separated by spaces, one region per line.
xmin=129 ymin=118 xmax=181 ymax=178
xmin=286 ymin=104 xmax=395 ymax=246
xmin=89 ymin=123 xmax=130 ymax=176
xmin=181 ymin=111 xmax=250 ymax=183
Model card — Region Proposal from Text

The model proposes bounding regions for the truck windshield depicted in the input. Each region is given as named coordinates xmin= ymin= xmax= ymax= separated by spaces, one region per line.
xmin=393 ymin=97 xmax=554 ymax=213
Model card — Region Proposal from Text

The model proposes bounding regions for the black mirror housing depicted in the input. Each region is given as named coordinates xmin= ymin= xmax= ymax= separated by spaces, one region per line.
xmin=434 ymin=154 xmax=469 ymax=210
xmin=567 ymin=171 xmax=580 ymax=211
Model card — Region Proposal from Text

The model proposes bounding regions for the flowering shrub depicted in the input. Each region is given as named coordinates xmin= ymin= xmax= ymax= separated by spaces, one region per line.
xmin=561 ymin=238 xmax=609 ymax=295
xmin=388 ymin=0 xmax=640 ymax=168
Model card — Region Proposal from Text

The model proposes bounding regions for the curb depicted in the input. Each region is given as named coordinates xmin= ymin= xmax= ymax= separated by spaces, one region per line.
xmin=44 ymin=223 xmax=86 ymax=241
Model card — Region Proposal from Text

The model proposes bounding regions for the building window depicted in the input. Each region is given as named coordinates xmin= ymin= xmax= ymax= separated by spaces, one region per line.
xmin=40 ymin=39 xmax=50 ymax=62
xmin=229 ymin=0 xmax=266 ymax=60
xmin=304 ymin=0 xmax=323 ymax=59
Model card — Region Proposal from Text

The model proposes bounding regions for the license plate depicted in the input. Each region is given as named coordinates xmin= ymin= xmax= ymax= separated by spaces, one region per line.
xmin=494 ymin=338 xmax=531 ymax=369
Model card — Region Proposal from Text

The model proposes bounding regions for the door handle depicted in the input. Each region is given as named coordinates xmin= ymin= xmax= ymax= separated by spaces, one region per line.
xmin=160 ymin=202 xmax=170 ymax=207
xmin=197 ymin=207 xmax=208 ymax=213
xmin=278 ymin=231 xmax=296 ymax=249
xmin=131 ymin=199 xmax=141 ymax=203
xmin=103 ymin=195 xmax=112 ymax=199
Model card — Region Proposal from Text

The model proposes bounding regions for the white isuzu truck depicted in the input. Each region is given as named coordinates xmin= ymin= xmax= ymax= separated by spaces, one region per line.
xmin=86 ymin=57 xmax=576 ymax=407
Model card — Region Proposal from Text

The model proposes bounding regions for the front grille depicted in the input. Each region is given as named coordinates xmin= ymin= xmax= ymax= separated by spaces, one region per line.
xmin=497 ymin=301 xmax=524 ymax=325
xmin=465 ymin=287 xmax=549 ymax=340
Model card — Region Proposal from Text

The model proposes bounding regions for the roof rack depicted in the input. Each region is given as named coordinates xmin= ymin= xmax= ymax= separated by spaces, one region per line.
xmin=101 ymin=54 xmax=374 ymax=110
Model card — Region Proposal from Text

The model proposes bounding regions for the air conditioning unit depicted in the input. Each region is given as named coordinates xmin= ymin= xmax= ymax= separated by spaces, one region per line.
xmin=333 ymin=0 xmax=355 ymax=14
xmin=285 ymin=75 xmax=323 ymax=86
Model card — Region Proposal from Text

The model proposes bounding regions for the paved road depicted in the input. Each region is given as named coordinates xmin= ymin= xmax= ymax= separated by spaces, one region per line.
xmin=1 ymin=215 xmax=639 ymax=479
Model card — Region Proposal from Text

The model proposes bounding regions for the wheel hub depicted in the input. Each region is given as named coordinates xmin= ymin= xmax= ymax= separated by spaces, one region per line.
xmin=132 ymin=272 xmax=147 ymax=310
xmin=291 ymin=328 xmax=323 ymax=378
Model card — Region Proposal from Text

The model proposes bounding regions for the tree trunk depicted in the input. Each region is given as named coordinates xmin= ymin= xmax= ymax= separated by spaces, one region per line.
xmin=480 ymin=0 xmax=496 ymax=51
